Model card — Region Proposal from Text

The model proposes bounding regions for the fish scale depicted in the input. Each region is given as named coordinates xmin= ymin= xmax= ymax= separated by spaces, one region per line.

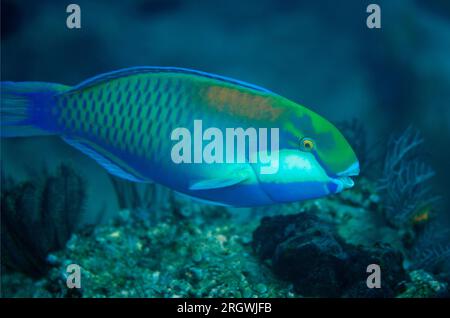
xmin=57 ymin=74 xmax=248 ymax=161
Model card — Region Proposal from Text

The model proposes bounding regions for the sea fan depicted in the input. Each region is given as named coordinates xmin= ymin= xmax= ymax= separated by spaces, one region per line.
xmin=407 ymin=224 xmax=450 ymax=275
xmin=377 ymin=126 xmax=440 ymax=228
xmin=1 ymin=164 xmax=86 ymax=277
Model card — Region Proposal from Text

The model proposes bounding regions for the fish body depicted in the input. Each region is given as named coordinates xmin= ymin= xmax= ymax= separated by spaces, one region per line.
xmin=1 ymin=67 xmax=359 ymax=207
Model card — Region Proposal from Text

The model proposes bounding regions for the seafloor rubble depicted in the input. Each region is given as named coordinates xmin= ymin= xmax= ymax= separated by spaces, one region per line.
xmin=2 ymin=206 xmax=293 ymax=298
xmin=1 ymin=176 xmax=448 ymax=298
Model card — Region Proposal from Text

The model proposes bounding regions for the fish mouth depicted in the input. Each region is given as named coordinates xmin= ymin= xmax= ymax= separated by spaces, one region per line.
xmin=337 ymin=176 xmax=355 ymax=189
xmin=332 ymin=162 xmax=359 ymax=192
xmin=330 ymin=175 xmax=355 ymax=193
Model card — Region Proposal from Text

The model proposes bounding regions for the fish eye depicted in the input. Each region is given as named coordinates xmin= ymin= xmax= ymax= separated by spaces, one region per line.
xmin=300 ymin=138 xmax=314 ymax=151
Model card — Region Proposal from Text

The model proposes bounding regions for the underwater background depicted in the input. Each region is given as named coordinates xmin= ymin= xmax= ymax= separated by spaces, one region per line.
xmin=1 ymin=0 xmax=450 ymax=298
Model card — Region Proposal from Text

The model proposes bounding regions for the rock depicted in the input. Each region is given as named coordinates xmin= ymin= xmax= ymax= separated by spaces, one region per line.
xmin=253 ymin=212 xmax=408 ymax=297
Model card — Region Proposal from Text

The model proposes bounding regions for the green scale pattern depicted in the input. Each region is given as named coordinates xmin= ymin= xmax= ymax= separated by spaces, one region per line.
xmin=54 ymin=74 xmax=193 ymax=163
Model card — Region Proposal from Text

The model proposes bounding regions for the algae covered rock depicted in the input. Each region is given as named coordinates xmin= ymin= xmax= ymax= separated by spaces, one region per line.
xmin=253 ymin=212 xmax=407 ymax=297
xmin=398 ymin=270 xmax=448 ymax=298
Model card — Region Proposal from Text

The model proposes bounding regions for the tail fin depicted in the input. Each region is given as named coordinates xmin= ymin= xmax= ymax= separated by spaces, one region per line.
xmin=1 ymin=81 xmax=69 ymax=137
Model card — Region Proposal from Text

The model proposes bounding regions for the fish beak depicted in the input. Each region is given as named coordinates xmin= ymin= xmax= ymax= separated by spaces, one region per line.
xmin=332 ymin=175 xmax=355 ymax=192
xmin=338 ymin=176 xmax=355 ymax=189
xmin=332 ymin=162 xmax=359 ymax=192
xmin=337 ymin=162 xmax=360 ymax=177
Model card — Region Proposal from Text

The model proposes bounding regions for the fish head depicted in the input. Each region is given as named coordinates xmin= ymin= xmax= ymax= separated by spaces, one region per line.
xmin=253 ymin=103 xmax=359 ymax=203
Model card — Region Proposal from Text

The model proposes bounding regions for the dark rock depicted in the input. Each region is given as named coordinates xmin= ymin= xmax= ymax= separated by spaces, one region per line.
xmin=253 ymin=212 xmax=408 ymax=297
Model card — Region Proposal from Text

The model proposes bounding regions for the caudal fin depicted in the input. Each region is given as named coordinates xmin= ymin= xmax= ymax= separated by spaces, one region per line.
xmin=1 ymin=81 xmax=69 ymax=137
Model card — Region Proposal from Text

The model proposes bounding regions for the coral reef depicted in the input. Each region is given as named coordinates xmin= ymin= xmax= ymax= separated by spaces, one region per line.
xmin=1 ymin=208 xmax=293 ymax=298
xmin=2 ymin=173 xmax=449 ymax=298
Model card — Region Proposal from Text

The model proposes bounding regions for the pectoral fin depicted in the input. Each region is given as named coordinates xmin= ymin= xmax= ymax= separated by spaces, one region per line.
xmin=189 ymin=169 xmax=250 ymax=190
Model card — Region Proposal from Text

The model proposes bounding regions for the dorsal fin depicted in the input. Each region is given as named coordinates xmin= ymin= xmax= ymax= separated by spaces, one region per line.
xmin=69 ymin=66 xmax=274 ymax=94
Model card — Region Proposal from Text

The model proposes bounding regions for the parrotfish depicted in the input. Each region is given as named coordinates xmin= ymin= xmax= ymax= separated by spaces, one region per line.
xmin=0 ymin=67 xmax=359 ymax=207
